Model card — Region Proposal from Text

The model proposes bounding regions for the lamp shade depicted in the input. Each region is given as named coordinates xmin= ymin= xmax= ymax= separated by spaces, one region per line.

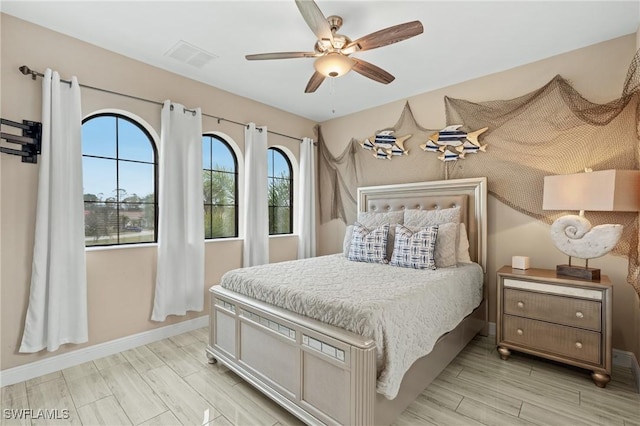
xmin=314 ymin=53 xmax=355 ymax=78
xmin=543 ymin=169 xmax=640 ymax=212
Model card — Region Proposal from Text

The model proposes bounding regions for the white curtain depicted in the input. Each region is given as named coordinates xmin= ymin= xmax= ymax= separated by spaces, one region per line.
xmin=243 ymin=123 xmax=269 ymax=267
xmin=20 ymin=69 xmax=87 ymax=353
xmin=297 ymin=137 xmax=316 ymax=258
xmin=152 ymin=101 xmax=204 ymax=322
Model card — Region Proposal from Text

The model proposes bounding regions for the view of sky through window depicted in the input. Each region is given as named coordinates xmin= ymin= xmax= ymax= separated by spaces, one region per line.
xmin=202 ymin=136 xmax=235 ymax=171
xmin=268 ymin=147 xmax=290 ymax=178
xmin=81 ymin=116 xmax=155 ymax=199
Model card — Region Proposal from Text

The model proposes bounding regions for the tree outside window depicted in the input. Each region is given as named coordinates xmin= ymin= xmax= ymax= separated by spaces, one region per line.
xmin=268 ymin=147 xmax=293 ymax=235
xmin=203 ymin=134 xmax=238 ymax=239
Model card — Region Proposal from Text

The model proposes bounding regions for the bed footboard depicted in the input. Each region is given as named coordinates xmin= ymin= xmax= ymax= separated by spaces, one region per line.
xmin=206 ymin=286 xmax=377 ymax=426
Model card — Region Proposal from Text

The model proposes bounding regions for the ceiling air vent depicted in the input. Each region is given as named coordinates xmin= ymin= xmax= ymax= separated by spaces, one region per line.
xmin=164 ymin=40 xmax=218 ymax=68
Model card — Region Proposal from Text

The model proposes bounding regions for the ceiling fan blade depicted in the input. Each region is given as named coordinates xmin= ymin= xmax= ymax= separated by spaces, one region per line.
xmin=305 ymin=71 xmax=326 ymax=93
xmin=342 ymin=20 xmax=423 ymax=54
xmin=245 ymin=52 xmax=319 ymax=60
xmin=295 ymin=0 xmax=333 ymax=44
xmin=352 ymin=58 xmax=395 ymax=84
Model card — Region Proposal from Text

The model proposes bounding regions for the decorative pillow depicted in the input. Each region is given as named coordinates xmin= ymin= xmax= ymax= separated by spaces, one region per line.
xmin=403 ymin=206 xmax=461 ymax=227
xmin=347 ymin=223 xmax=390 ymax=264
xmin=390 ymin=225 xmax=438 ymax=270
xmin=433 ymin=222 xmax=458 ymax=268
xmin=458 ymin=223 xmax=473 ymax=263
xmin=343 ymin=211 xmax=403 ymax=258
xmin=343 ymin=224 xmax=396 ymax=260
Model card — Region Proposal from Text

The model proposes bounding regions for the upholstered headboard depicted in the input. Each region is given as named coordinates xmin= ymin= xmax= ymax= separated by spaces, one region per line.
xmin=357 ymin=177 xmax=487 ymax=272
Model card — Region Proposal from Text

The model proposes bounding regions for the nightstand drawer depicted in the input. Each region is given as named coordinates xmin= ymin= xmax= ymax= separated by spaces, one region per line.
xmin=504 ymin=288 xmax=601 ymax=331
xmin=503 ymin=315 xmax=601 ymax=364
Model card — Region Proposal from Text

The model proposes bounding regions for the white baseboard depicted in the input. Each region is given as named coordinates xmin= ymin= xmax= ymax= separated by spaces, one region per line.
xmin=0 ymin=315 xmax=209 ymax=387
xmin=488 ymin=321 xmax=496 ymax=336
xmin=489 ymin=321 xmax=640 ymax=392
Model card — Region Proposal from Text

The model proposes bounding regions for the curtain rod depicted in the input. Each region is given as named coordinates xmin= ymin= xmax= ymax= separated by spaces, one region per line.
xmin=19 ymin=65 xmax=306 ymax=142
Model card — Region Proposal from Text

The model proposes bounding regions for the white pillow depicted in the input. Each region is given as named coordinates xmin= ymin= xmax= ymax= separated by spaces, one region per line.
xmin=347 ymin=223 xmax=390 ymax=264
xmin=405 ymin=207 xmax=461 ymax=261
xmin=457 ymin=223 xmax=472 ymax=263
xmin=403 ymin=206 xmax=461 ymax=227
xmin=343 ymin=225 xmax=354 ymax=256
xmin=433 ymin=222 xmax=458 ymax=268
xmin=357 ymin=210 xmax=404 ymax=227
xmin=390 ymin=225 xmax=438 ymax=270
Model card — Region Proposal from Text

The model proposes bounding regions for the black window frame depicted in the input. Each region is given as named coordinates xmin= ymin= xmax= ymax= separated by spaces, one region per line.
xmin=81 ymin=112 xmax=158 ymax=247
xmin=202 ymin=133 xmax=239 ymax=239
xmin=267 ymin=147 xmax=294 ymax=236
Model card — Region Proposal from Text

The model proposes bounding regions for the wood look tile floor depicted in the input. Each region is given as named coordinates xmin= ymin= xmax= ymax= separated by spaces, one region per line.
xmin=2 ymin=330 xmax=638 ymax=426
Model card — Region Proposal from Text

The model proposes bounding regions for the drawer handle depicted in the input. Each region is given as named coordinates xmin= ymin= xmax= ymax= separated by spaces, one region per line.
xmin=516 ymin=301 xmax=524 ymax=308
xmin=516 ymin=329 xmax=524 ymax=336
xmin=575 ymin=342 xmax=583 ymax=349
xmin=575 ymin=311 xmax=584 ymax=319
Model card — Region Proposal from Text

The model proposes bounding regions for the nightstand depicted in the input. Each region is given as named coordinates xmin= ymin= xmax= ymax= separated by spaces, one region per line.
xmin=496 ymin=266 xmax=612 ymax=387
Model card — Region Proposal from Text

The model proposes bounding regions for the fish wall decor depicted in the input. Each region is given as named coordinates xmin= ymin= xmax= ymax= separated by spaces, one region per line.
xmin=419 ymin=125 xmax=488 ymax=162
xmin=438 ymin=149 xmax=465 ymax=162
xmin=360 ymin=130 xmax=411 ymax=159
xmin=456 ymin=140 xmax=487 ymax=154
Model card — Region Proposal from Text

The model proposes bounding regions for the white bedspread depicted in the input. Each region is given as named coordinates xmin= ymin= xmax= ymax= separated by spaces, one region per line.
xmin=220 ymin=254 xmax=483 ymax=399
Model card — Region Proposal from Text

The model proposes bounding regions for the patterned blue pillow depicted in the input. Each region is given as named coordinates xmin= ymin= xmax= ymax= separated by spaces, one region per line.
xmin=390 ymin=225 xmax=438 ymax=269
xmin=347 ymin=223 xmax=389 ymax=264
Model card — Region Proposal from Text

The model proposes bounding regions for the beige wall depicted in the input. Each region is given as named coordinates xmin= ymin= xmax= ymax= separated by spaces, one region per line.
xmin=317 ymin=34 xmax=640 ymax=358
xmin=0 ymin=14 xmax=313 ymax=370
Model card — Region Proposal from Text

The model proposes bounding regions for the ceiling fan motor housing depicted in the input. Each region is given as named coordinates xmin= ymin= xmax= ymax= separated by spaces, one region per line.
xmin=327 ymin=15 xmax=343 ymax=32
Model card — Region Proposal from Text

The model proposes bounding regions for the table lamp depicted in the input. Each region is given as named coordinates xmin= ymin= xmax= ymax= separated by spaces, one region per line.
xmin=542 ymin=169 xmax=640 ymax=280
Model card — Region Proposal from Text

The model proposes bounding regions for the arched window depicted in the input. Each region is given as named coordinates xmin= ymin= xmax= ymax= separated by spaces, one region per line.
xmin=203 ymin=134 xmax=238 ymax=239
xmin=81 ymin=113 xmax=157 ymax=246
xmin=267 ymin=147 xmax=293 ymax=235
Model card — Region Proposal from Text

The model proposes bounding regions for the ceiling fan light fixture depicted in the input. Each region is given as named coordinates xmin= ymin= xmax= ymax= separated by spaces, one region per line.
xmin=314 ymin=53 xmax=355 ymax=78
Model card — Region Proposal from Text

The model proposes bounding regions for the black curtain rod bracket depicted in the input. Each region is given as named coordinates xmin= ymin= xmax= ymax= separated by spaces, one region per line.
xmin=0 ymin=118 xmax=42 ymax=164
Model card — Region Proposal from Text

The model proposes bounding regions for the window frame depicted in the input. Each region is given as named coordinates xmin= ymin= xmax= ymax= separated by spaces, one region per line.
xmin=267 ymin=146 xmax=294 ymax=236
xmin=202 ymin=133 xmax=239 ymax=240
xmin=81 ymin=112 xmax=158 ymax=247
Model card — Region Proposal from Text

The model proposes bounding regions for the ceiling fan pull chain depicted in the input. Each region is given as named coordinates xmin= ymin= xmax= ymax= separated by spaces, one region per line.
xmin=329 ymin=78 xmax=336 ymax=114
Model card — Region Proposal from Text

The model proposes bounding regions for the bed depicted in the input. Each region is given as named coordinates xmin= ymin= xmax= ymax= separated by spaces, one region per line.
xmin=206 ymin=177 xmax=488 ymax=426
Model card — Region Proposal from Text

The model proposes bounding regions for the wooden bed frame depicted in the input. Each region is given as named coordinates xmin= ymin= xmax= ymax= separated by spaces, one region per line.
xmin=206 ymin=177 xmax=488 ymax=426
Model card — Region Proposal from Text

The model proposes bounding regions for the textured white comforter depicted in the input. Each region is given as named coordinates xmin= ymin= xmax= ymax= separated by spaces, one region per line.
xmin=220 ymin=254 xmax=483 ymax=399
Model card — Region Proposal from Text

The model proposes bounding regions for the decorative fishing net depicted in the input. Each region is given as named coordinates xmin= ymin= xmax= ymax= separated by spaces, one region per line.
xmin=317 ymin=49 xmax=640 ymax=295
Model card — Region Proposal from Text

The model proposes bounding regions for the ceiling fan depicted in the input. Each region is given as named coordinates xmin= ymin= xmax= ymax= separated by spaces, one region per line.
xmin=245 ymin=0 xmax=424 ymax=93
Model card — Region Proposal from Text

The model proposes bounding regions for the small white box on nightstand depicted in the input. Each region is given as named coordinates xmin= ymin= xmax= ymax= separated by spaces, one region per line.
xmin=511 ymin=256 xmax=530 ymax=270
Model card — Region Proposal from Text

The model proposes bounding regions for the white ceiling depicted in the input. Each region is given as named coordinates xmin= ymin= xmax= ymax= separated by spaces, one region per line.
xmin=2 ymin=1 xmax=639 ymax=122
